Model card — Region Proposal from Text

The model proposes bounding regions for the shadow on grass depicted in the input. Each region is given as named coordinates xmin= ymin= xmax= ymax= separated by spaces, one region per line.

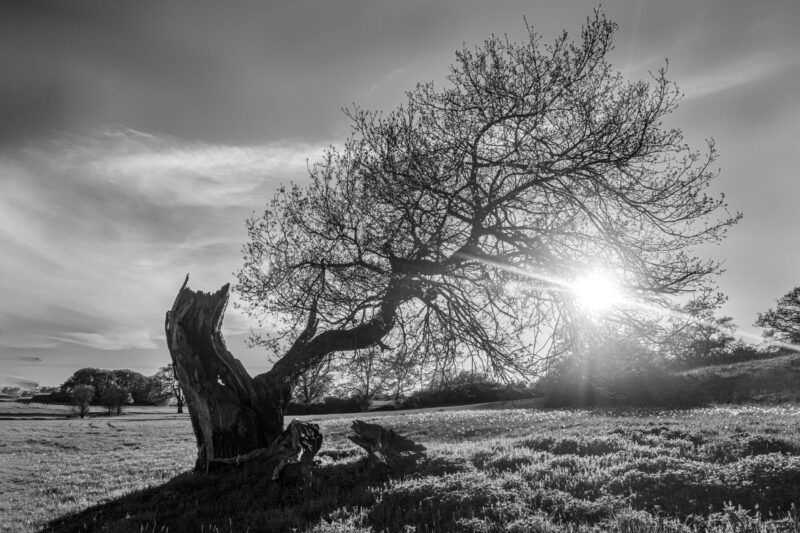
xmin=39 ymin=452 xmax=471 ymax=533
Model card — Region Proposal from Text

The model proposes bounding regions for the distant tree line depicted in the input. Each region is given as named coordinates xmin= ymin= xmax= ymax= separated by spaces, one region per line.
xmin=31 ymin=365 xmax=185 ymax=417
xmin=0 ymin=386 xmax=34 ymax=399
xmin=286 ymin=362 xmax=538 ymax=415
xmin=402 ymin=371 xmax=537 ymax=409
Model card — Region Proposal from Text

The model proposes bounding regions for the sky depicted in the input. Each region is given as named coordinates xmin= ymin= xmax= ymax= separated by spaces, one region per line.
xmin=1 ymin=0 xmax=798 ymax=387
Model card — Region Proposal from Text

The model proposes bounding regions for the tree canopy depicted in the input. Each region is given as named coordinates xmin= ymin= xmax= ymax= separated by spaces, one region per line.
xmin=236 ymin=11 xmax=739 ymax=387
xmin=60 ymin=367 xmax=169 ymax=406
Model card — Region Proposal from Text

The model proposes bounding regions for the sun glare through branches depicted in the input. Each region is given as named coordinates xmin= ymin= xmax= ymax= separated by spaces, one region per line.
xmin=571 ymin=271 xmax=624 ymax=313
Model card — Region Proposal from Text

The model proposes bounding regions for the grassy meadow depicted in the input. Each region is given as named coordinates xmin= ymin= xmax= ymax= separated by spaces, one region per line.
xmin=1 ymin=405 xmax=800 ymax=532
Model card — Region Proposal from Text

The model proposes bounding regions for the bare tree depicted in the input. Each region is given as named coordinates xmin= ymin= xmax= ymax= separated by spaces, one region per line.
xmin=292 ymin=355 xmax=334 ymax=405
xmin=167 ymin=11 xmax=739 ymax=470
xmin=335 ymin=347 xmax=394 ymax=406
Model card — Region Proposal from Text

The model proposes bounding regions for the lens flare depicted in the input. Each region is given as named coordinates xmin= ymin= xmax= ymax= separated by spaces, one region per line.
xmin=572 ymin=271 xmax=623 ymax=312
xmin=451 ymin=250 xmax=800 ymax=352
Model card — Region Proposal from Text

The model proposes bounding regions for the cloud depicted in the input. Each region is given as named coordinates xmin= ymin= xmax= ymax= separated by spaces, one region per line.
xmin=24 ymin=128 xmax=325 ymax=208
xmin=1 ymin=375 xmax=39 ymax=389
xmin=0 ymin=356 xmax=42 ymax=363
xmin=358 ymin=68 xmax=408 ymax=100
xmin=0 ymin=128 xmax=329 ymax=373
xmin=0 ymin=336 xmax=58 ymax=351
xmin=680 ymin=51 xmax=798 ymax=99
xmin=48 ymin=329 xmax=158 ymax=351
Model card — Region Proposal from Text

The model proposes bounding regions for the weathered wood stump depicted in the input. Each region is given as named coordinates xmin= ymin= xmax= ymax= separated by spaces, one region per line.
xmin=208 ymin=419 xmax=322 ymax=485
xmin=348 ymin=420 xmax=426 ymax=476
xmin=165 ymin=276 xmax=308 ymax=473
xmin=269 ymin=419 xmax=323 ymax=485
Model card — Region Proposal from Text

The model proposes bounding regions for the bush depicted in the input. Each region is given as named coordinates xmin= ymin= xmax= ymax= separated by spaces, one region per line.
xmin=285 ymin=396 xmax=362 ymax=415
xmin=537 ymin=340 xmax=705 ymax=408
xmin=673 ymin=341 xmax=779 ymax=370
xmin=404 ymin=372 xmax=537 ymax=409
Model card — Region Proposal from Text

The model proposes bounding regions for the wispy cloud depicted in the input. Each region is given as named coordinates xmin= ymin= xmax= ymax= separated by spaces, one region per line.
xmin=1 ymin=375 xmax=40 ymax=389
xmin=358 ymin=68 xmax=408 ymax=100
xmin=680 ymin=51 xmax=798 ymax=99
xmin=25 ymin=128 xmax=325 ymax=207
xmin=49 ymin=329 xmax=158 ymax=351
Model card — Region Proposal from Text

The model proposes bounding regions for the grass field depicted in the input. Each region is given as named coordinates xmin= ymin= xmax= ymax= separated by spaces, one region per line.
xmin=2 ymin=405 xmax=800 ymax=532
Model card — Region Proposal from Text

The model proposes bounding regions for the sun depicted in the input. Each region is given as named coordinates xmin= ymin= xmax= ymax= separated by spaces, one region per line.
xmin=572 ymin=271 xmax=623 ymax=312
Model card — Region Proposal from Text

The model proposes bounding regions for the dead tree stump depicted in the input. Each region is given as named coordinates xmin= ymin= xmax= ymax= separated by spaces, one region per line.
xmin=165 ymin=276 xmax=299 ymax=471
xmin=348 ymin=420 xmax=426 ymax=476
xmin=269 ymin=419 xmax=323 ymax=485
xmin=208 ymin=419 xmax=322 ymax=486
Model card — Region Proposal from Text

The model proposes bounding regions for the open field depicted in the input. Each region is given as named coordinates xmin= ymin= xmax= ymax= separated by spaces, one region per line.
xmin=0 ymin=400 xmax=183 ymax=420
xmin=2 ymin=405 xmax=800 ymax=532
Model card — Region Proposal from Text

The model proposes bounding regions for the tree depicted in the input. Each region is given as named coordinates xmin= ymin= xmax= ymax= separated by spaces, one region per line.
xmin=59 ymin=367 xmax=164 ymax=406
xmin=154 ymin=365 xmax=186 ymax=413
xmin=292 ymin=355 xmax=334 ymax=405
xmin=335 ymin=348 xmax=391 ymax=406
xmin=71 ymin=385 xmax=94 ymax=419
xmin=99 ymin=383 xmax=131 ymax=415
xmin=167 ymin=11 xmax=738 ymax=470
xmin=0 ymin=386 xmax=21 ymax=398
xmin=660 ymin=293 xmax=738 ymax=368
xmin=61 ymin=368 xmax=113 ymax=400
xmin=674 ymin=315 xmax=736 ymax=367
xmin=755 ymin=287 xmax=800 ymax=345
xmin=110 ymin=369 xmax=167 ymax=405
xmin=334 ymin=345 xmax=422 ymax=405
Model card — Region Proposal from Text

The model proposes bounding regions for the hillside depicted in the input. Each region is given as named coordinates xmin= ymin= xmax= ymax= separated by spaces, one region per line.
xmin=678 ymin=351 xmax=800 ymax=404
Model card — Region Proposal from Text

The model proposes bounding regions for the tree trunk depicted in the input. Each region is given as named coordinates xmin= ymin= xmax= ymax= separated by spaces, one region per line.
xmin=165 ymin=276 xmax=404 ymax=471
xmin=165 ymin=276 xmax=289 ymax=471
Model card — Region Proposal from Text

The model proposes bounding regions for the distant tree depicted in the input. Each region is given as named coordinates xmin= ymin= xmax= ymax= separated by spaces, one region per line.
xmin=61 ymin=368 xmax=113 ymax=400
xmin=110 ymin=369 xmax=166 ymax=405
xmin=383 ymin=347 xmax=423 ymax=403
xmin=99 ymin=383 xmax=131 ymax=415
xmin=336 ymin=348 xmax=395 ymax=406
xmin=0 ymin=386 xmax=21 ymax=398
xmin=292 ymin=355 xmax=334 ymax=405
xmin=60 ymin=368 xmax=165 ymax=406
xmin=755 ymin=287 xmax=800 ymax=345
xmin=406 ymin=370 xmax=534 ymax=408
xmin=667 ymin=315 xmax=737 ymax=368
xmin=167 ymin=10 xmax=740 ymax=470
xmin=154 ymin=365 xmax=185 ymax=413
xmin=71 ymin=385 xmax=94 ymax=419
